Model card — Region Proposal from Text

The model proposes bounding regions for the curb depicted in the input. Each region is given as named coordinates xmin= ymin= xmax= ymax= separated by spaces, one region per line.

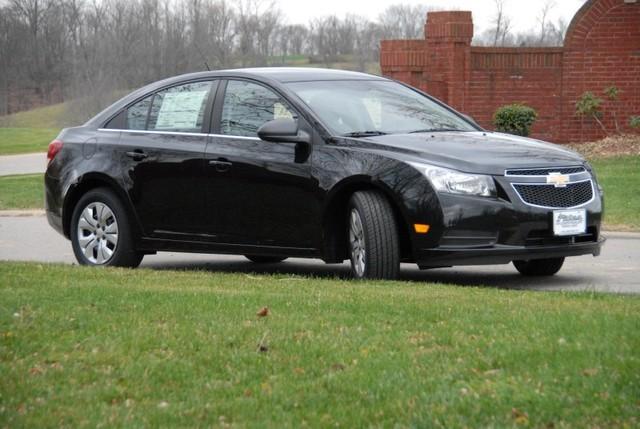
xmin=602 ymin=231 xmax=640 ymax=239
xmin=0 ymin=209 xmax=46 ymax=217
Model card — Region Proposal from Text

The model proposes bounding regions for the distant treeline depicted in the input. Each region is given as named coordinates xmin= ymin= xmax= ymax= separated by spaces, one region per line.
xmin=0 ymin=0 xmax=569 ymax=117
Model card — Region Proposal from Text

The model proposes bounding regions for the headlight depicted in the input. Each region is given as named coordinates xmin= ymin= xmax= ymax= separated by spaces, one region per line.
xmin=408 ymin=162 xmax=496 ymax=197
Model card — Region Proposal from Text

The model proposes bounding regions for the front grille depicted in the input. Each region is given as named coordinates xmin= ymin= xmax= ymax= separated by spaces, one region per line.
xmin=513 ymin=180 xmax=593 ymax=208
xmin=505 ymin=166 xmax=585 ymax=176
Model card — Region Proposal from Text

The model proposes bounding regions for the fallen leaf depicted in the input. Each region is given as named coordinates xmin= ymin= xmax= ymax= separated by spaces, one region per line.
xmin=293 ymin=367 xmax=305 ymax=374
xmin=243 ymin=388 xmax=253 ymax=397
xmin=583 ymin=368 xmax=599 ymax=377
xmin=256 ymin=307 xmax=269 ymax=317
xmin=330 ymin=363 xmax=345 ymax=372
xmin=511 ymin=408 xmax=529 ymax=425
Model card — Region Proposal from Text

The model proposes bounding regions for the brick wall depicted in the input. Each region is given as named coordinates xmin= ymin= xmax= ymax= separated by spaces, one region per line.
xmin=380 ymin=0 xmax=640 ymax=143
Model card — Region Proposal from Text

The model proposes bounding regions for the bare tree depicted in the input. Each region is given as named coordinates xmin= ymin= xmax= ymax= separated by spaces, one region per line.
xmin=489 ymin=0 xmax=512 ymax=47
xmin=537 ymin=0 xmax=556 ymax=45
xmin=378 ymin=4 xmax=429 ymax=40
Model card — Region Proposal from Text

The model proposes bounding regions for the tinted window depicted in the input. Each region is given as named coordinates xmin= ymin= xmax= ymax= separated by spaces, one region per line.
xmin=126 ymin=96 xmax=153 ymax=130
xmin=221 ymin=80 xmax=295 ymax=137
xmin=148 ymin=81 xmax=212 ymax=132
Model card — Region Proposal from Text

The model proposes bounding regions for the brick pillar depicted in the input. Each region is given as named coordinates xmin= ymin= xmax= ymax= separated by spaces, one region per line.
xmin=424 ymin=11 xmax=473 ymax=110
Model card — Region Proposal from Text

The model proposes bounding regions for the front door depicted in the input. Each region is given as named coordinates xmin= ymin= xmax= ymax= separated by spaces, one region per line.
xmin=204 ymin=79 xmax=320 ymax=248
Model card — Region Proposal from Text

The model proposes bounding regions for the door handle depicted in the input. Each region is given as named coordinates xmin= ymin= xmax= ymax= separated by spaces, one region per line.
xmin=126 ymin=150 xmax=148 ymax=161
xmin=209 ymin=158 xmax=232 ymax=172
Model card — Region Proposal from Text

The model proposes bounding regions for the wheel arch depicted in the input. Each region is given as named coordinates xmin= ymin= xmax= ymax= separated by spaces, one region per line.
xmin=321 ymin=176 xmax=414 ymax=263
xmin=62 ymin=173 xmax=140 ymax=240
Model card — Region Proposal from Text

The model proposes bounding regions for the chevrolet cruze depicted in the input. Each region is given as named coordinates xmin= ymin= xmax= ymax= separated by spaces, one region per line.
xmin=44 ymin=68 xmax=604 ymax=279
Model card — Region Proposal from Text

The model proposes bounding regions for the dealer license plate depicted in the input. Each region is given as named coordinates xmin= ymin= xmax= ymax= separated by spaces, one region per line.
xmin=553 ymin=209 xmax=586 ymax=236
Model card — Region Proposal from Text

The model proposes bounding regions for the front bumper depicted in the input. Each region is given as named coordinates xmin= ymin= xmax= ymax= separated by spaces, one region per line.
xmin=417 ymin=237 xmax=604 ymax=268
xmin=411 ymin=173 xmax=605 ymax=269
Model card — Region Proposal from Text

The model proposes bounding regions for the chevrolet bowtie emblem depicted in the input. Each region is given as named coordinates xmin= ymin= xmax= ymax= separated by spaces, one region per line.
xmin=547 ymin=172 xmax=570 ymax=188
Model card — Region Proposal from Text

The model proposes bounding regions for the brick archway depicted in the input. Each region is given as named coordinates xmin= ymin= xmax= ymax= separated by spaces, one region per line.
xmin=380 ymin=0 xmax=640 ymax=143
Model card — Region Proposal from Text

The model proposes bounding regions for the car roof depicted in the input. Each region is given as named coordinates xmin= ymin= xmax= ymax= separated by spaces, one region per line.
xmin=223 ymin=67 xmax=388 ymax=83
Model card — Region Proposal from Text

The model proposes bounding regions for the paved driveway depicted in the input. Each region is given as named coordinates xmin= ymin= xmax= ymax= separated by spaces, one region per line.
xmin=0 ymin=152 xmax=46 ymax=176
xmin=1 ymin=214 xmax=638 ymax=294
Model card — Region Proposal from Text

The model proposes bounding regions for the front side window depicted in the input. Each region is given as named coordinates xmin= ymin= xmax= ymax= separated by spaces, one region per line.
xmin=221 ymin=80 xmax=295 ymax=137
xmin=286 ymin=80 xmax=476 ymax=136
xmin=125 ymin=81 xmax=212 ymax=132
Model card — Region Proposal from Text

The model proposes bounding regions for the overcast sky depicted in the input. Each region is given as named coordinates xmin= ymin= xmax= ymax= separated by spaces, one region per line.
xmin=277 ymin=0 xmax=588 ymax=34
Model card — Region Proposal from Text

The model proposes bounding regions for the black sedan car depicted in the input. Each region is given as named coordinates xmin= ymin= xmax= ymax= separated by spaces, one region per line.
xmin=45 ymin=68 xmax=604 ymax=279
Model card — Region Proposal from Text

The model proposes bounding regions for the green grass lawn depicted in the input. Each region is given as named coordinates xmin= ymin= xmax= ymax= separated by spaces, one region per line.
xmin=0 ymin=128 xmax=58 ymax=155
xmin=591 ymin=156 xmax=640 ymax=230
xmin=0 ymin=262 xmax=638 ymax=427
xmin=0 ymin=174 xmax=44 ymax=210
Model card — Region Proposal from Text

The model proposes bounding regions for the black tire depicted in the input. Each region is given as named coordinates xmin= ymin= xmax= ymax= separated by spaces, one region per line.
xmin=245 ymin=255 xmax=288 ymax=264
xmin=70 ymin=187 xmax=143 ymax=268
xmin=347 ymin=190 xmax=400 ymax=280
xmin=513 ymin=257 xmax=565 ymax=277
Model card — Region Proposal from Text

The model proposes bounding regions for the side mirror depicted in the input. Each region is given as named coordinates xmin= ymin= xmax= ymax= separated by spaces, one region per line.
xmin=258 ymin=118 xmax=311 ymax=144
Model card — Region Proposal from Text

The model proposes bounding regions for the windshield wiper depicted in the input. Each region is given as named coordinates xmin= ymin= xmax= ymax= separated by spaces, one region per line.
xmin=342 ymin=131 xmax=389 ymax=137
xmin=408 ymin=128 xmax=462 ymax=134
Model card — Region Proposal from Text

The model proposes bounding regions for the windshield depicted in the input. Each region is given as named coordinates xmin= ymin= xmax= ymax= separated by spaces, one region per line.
xmin=286 ymin=80 xmax=476 ymax=136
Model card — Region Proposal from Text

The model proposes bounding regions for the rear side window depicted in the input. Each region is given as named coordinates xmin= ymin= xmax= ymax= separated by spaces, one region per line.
xmin=125 ymin=81 xmax=213 ymax=132
xmin=220 ymin=80 xmax=295 ymax=137
xmin=127 ymin=96 xmax=153 ymax=130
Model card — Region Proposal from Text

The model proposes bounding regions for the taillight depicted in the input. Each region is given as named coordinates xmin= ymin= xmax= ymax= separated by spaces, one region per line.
xmin=47 ymin=140 xmax=63 ymax=164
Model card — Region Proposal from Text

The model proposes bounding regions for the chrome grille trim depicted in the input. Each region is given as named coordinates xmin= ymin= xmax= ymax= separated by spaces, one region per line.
xmin=505 ymin=166 xmax=586 ymax=177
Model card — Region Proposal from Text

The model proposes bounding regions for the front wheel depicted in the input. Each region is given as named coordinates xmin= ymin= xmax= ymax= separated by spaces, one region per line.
xmin=513 ymin=257 xmax=565 ymax=277
xmin=70 ymin=188 xmax=143 ymax=268
xmin=348 ymin=190 xmax=400 ymax=280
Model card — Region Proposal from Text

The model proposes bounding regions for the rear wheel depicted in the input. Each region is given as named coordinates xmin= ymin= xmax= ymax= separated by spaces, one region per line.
xmin=348 ymin=190 xmax=400 ymax=280
xmin=245 ymin=255 xmax=287 ymax=264
xmin=513 ymin=257 xmax=565 ymax=277
xmin=71 ymin=188 xmax=143 ymax=268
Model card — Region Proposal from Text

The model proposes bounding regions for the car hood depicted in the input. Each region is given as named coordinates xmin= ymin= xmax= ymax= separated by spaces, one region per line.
xmin=347 ymin=131 xmax=585 ymax=175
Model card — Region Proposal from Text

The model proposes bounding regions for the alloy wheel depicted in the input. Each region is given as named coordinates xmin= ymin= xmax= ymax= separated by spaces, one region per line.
xmin=76 ymin=202 xmax=119 ymax=264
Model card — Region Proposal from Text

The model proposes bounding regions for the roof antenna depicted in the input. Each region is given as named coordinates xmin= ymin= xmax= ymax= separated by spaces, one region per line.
xmin=204 ymin=62 xmax=211 ymax=71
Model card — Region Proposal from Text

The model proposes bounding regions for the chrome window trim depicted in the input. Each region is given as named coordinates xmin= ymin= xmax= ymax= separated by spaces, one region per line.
xmin=209 ymin=133 xmax=261 ymax=141
xmin=510 ymin=178 xmax=596 ymax=210
xmin=504 ymin=166 xmax=586 ymax=177
xmin=98 ymin=128 xmax=261 ymax=141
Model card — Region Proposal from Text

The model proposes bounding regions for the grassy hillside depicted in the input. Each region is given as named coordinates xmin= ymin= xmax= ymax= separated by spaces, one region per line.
xmin=0 ymin=128 xmax=59 ymax=155
xmin=0 ymin=102 xmax=69 ymax=129
xmin=1 ymin=261 xmax=638 ymax=427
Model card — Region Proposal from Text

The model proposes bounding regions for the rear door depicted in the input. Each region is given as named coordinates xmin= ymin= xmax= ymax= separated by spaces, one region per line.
xmin=115 ymin=80 xmax=216 ymax=239
xmin=203 ymin=79 xmax=320 ymax=248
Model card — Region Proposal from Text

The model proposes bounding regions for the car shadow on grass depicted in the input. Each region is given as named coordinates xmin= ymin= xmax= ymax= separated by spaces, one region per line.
xmin=144 ymin=257 xmax=589 ymax=292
